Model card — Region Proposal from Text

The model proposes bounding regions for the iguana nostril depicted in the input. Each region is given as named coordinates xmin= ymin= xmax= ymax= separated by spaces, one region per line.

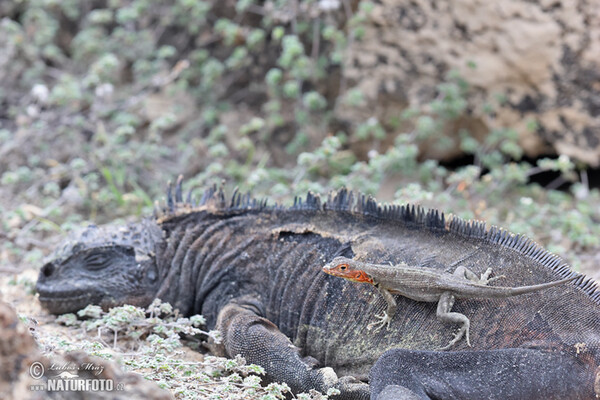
xmin=41 ymin=263 xmax=55 ymax=277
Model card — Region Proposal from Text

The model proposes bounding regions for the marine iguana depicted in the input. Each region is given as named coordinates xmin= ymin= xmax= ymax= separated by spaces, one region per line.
xmin=322 ymin=256 xmax=578 ymax=349
xmin=36 ymin=180 xmax=600 ymax=399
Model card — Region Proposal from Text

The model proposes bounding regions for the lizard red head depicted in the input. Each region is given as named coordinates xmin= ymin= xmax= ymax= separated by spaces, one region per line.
xmin=322 ymin=256 xmax=374 ymax=285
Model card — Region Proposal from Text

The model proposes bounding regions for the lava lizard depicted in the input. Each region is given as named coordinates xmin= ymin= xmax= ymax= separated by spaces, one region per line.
xmin=322 ymin=256 xmax=577 ymax=349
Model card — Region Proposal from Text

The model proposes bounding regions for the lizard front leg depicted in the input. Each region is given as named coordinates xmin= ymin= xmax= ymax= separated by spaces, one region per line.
xmin=368 ymin=283 xmax=397 ymax=331
xmin=436 ymin=291 xmax=470 ymax=350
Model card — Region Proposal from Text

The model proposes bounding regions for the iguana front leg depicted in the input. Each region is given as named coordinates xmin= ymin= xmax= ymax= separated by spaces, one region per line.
xmin=367 ymin=283 xmax=397 ymax=332
xmin=213 ymin=301 xmax=370 ymax=399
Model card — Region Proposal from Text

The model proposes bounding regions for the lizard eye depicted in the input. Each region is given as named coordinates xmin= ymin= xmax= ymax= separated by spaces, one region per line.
xmin=339 ymin=264 xmax=348 ymax=271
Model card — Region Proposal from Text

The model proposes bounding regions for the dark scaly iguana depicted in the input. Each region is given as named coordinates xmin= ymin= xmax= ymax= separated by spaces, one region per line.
xmin=36 ymin=180 xmax=600 ymax=399
xmin=322 ymin=256 xmax=578 ymax=349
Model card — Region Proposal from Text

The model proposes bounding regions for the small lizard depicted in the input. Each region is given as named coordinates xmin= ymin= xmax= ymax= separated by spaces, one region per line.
xmin=322 ymin=256 xmax=578 ymax=349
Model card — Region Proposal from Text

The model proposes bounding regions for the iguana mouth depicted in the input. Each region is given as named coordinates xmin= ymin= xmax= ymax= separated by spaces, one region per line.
xmin=37 ymin=288 xmax=103 ymax=314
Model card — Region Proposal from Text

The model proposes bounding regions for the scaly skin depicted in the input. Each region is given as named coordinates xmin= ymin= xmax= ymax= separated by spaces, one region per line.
xmin=36 ymin=184 xmax=600 ymax=399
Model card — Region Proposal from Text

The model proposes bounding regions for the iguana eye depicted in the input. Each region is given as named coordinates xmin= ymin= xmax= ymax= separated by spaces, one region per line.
xmin=83 ymin=252 xmax=110 ymax=270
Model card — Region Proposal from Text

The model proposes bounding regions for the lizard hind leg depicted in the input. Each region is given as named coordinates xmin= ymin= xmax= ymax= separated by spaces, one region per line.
xmin=437 ymin=292 xmax=470 ymax=350
xmin=478 ymin=267 xmax=505 ymax=285
xmin=454 ymin=265 xmax=505 ymax=285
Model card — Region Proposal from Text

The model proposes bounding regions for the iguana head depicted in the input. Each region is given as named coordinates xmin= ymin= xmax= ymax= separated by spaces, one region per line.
xmin=36 ymin=220 xmax=164 ymax=314
xmin=322 ymin=257 xmax=374 ymax=285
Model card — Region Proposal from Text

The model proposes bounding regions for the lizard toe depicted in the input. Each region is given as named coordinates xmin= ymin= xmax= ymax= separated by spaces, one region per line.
xmin=368 ymin=312 xmax=391 ymax=332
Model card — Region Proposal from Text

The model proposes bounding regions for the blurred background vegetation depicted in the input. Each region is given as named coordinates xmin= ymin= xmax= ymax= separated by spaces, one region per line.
xmin=1 ymin=0 xmax=598 ymax=276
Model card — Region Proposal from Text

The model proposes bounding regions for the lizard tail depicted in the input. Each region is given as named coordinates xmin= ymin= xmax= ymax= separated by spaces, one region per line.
xmin=500 ymin=275 xmax=579 ymax=297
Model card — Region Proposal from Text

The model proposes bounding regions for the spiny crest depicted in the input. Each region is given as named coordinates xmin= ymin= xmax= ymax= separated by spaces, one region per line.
xmin=154 ymin=176 xmax=270 ymax=221
xmin=291 ymin=188 xmax=446 ymax=230
xmin=152 ymin=178 xmax=599 ymax=303
xmin=292 ymin=191 xmax=322 ymax=210
xmin=321 ymin=188 xmax=446 ymax=231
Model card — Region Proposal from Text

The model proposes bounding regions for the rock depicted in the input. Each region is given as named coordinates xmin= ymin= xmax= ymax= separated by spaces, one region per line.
xmin=0 ymin=301 xmax=173 ymax=400
xmin=0 ymin=301 xmax=40 ymax=400
xmin=337 ymin=0 xmax=600 ymax=165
